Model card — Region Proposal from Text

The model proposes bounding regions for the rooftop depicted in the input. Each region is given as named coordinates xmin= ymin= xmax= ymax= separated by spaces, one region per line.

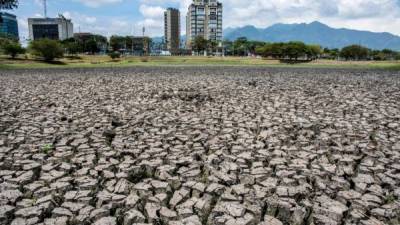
xmin=0 ymin=12 xmax=17 ymax=18
xmin=28 ymin=15 xmax=72 ymax=22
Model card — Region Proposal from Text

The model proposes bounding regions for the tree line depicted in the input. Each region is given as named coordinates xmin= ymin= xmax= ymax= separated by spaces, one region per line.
xmin=221 ymin=37 xmax=400 ymax=61
xmin=190 ymin=36 xmax=400 ymax=61
xmin=62 ymin=35 xmax=108 ymax=55
xmin=255 ymin=42 xmax=321 ymax=61
xmin=1 ymin=34 xmax=399 ymax=62
xmin=1 ymin=0 xmax=399 ymax=61
xmin=0 ymin=34 xmax=153 ymax=61
xmin=0 ymin=33 xmax=110 ymax=61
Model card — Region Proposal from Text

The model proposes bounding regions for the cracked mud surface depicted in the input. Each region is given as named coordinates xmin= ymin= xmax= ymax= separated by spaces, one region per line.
xmin=0 ymin=67 xmax=399 ymax=225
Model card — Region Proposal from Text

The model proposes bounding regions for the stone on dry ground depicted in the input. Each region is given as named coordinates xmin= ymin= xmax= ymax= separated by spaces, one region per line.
xmin=0 ymin=67 xmax=399 ymax=225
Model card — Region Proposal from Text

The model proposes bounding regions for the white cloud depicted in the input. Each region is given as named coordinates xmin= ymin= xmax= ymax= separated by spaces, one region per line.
xmin=62 ymin=11 xmax=72 ymax=19
xmin=99 ymin=0 xmax=399 ymax=37
xmin=61 ymin=11 xmax=98 ymax=29
xmin=84 ymin=16 xmax=97 ymax=24
xmin=135 ymin=18 xmax=163 ymax=36
xmin=135 ymin=4 xmax=167 ymax=36
xmin=76 ymin=0 xmax=123 ymax=8
xmin=218 ymin=0 xmax=400 ymax=35
xmin=17 ymin=18 xmax=29 ymax=45
xmin=139 ymin=4 xmax=165 ymax=19
xmin=21 ymin=0 xmax=399 ymax=39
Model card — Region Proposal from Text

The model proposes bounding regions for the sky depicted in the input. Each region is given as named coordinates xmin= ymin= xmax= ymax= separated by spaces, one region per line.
xmin=3 ymin=0 xmax=400 ymax=41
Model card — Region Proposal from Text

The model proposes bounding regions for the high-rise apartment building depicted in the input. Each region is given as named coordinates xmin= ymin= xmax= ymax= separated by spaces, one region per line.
xmin=164 ymin=8 xmax=180 ymax=52
xmin=0 ymin=12 xmax=19 ymax=39
xmin=186 ymin=0 xmax=222 ymax=49
xmin=28 ymin=15 xmax=73 ymax=41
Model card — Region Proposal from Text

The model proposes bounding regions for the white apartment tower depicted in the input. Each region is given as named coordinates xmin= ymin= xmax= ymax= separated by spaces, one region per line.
xmin=186 ymin=0 xmax=223 ymax=49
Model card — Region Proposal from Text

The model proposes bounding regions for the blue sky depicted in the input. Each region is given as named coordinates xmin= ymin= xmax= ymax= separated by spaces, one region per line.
xmin=4 ymin=0 xmax=400 ymax=41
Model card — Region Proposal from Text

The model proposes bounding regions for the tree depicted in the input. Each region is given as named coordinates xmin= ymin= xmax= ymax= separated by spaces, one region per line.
xmin=85 ymin=39 xmax=99 ymax=54
xmin=233 ymin=37 xmax=249 ymax=56
xmin=0 ymin=36 xmax=11 ymax=48
xmin=284 ymin=41 xmax=308 ymax=60
xmin=262 ymin=43 xmax=286 ymax=59
xmin=340 ymin=45 xmax=370 ymax=60
xmin=222 ymin=40 xmax=233 ymax=56
xmin=381 ymin=49 xmax=398 ymax=60
xmin=29 ymin=39 xmax=64 ymax=61
xmin=255 ymin=45 xmax=266 ymax=57
xmin=71 ymin=34 xmax=107 ymax=54
xmin=247 ymin=41 xmax=265 ymax=55
xmin=370 ymin=50 xmax=384 ymax=61
xmin=61 ymin=38 xmax=81 ymax=55
xmin=109 ymin=35 xmax=126 ymax=52
xmin=208 ymin=40 xmax=218 ymax=55
xmin=306 ymin=45 xmax=322 ymax=60
xmin=64 ymin=42 xmax=80 ymax=56
xmin=0 ymin=0 xmax=17 ymax=24
xmin=192 ymin=36 xmax=208 ymax=54
xmin=255 ymin=42 xmax=320 ymax=61
xmin=256 ymin=43 xmax=274 ymax=58
xmin=108 ymin=51 xmax=121 ymax=60
xmin=0 ymin=0 xmax=18 ymax=10
xmin=2 ymin=41 xmax=25 ymax=58
xmin=323 ymin=48 xmax=340 ymax=59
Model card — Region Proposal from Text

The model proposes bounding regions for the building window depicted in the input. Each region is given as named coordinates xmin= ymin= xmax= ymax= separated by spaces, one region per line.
xmin=32 ymin=24 xmax=59 ymax=40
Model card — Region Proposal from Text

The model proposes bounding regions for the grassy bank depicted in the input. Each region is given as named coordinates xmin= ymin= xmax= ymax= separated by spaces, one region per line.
xmin=1 ymin=55 xmax=399 ymax=70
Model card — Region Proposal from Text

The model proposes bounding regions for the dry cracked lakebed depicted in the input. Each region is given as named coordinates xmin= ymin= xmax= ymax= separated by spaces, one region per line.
xmin=0 ymin=66 xmax=399 ymax=225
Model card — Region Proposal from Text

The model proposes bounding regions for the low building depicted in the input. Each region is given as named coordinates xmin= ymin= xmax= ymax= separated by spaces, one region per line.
xmin=28 ymin=15 xmax=73 ymax=41
xmin=0 ymin=12 xmax=19 ymax=39
xmin=73 ymin=32 xmax=92 ymax=40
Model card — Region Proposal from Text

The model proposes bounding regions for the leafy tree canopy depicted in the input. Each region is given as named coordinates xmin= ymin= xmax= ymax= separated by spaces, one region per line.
xmin=0 ymin=0 xmax=18 ymax=10
xmin=29 ymin=39 xmax=64 ymax=61
xmin=192 ymin=36 xmax=208 ymax=53
xmin=0 ymin=38 xmax=24 ymax=58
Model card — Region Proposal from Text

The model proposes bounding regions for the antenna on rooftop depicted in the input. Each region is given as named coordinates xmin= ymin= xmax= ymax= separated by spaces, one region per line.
xmin=43 ymin=0 xmax=47 ymax=18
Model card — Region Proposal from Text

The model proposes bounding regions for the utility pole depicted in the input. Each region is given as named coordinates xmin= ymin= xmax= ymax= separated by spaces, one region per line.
xmin=43 ymin=0 xmax=47 ymax=18
xmin=131 ymin=25 xmax=134 ymax=55
xmin=142 ymin=26 xmax=146 ymax=55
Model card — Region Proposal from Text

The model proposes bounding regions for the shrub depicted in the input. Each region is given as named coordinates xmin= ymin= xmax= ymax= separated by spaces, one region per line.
xmin=140 ymin=57 xmax=149 ymax=62
xmin=29 ymin=39 xmax=64 ymax=61
xmin=108 ymin=51 xmax=121 ymax=60
xmin=1 ymin=41 xmax=25 ymax=58
xmin=0 ymin=37 xmax=11 ymax=48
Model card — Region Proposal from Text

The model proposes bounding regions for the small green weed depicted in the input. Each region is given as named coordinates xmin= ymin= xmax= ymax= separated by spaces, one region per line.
xmin=41 ymin=144 xmax=54 ymax=154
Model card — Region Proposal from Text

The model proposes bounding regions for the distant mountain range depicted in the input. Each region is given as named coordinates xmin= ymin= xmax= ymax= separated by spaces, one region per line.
xmin=224 ymin=21 xmax=400 ymax=50
xmin=151 ymin=22 xmax=400 ymax=51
